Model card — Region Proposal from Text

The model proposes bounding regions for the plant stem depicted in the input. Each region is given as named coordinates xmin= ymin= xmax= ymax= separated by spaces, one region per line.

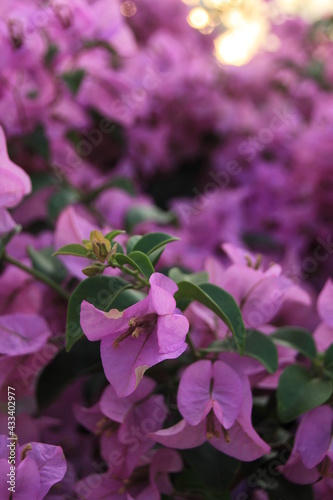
xmin=117 ymin=264 xmax=149 ymax=287
xmin=3 ymin=253 xmax=70 ymax=300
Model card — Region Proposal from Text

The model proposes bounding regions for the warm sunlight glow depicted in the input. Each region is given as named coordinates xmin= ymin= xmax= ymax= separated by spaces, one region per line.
xmin=214 ymin=18 xmax=267 ymax=66
xmin=187 ymin=7 xmax=211 ymax=29
xmin=275 ymin=0 xmax=333 ymax=21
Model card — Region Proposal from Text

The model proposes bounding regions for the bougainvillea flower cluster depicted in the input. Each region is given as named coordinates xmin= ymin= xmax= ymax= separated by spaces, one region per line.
xmin=1 ymin=0 xmax=333 ymax=498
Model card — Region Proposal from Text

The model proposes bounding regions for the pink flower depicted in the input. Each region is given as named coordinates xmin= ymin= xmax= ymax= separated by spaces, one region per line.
xmin=80 ymin=273 xmax=189 ymax=397
xmin=281 ymin=405 xmax=333 ymax=484
xmin=152 ymin=360 xmax=270 ymax=461
xmin=314 ymin=279 xmax=333 ymax=351
xmin=0 ymin=126 xmax=31 ymax=234
xmin=0 ymin=435 xmax=67 ymax=500
xmin=74 ymin=377 xmax=167 ymax=478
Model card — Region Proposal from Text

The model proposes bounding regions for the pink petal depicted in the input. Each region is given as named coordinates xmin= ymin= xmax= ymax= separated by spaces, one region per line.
xmin=280 ymin=455 xmax=320 ymax=485
xmin=0 ymin=314 xmax=50 ymax=356
xmin=100 ymin=378 xmax=156 ymax=422
xmin=73 ymin=402 xmax=104 ymax=433
xmin=177 ymin=360 xmax=243 ymax=428
xmin=177 ymin=360 xmax=213 ymax=426
xmin=242 ymin=275 xmax=294 ymax=328
xmin=211 ymin=361 xmax=243 ymax=429
xmin=318 ymin=279 xmax=333 ymax=327
xmin=211 ymin=363 xmax=270 ymax=461
xmin=157 ymin=313 xmax=189 ymax=354
xmin=314 ymin=323 xmax=333 ymax=352
xmin=0 ymin=126 xmax=31 ymax=209
xmin=150 ymin=448 xmax=183 ymax=494
xmin=149 ymin=273 xmax=178 ymax=296
xmin=149 ymin=273 xmax=177 ymax=315
xmin=0 ymin=208 xmax=16 ymax=235
xmin=80 ymin=301 xmax=127 ymax=341
xmin=211 ymin=418 xmax=270 ymax=461
xmin=152 ymin=419 xmax=206 ymax=449
xmin=293 ymin=406 xmax=333 ymax=469
xmin=101 ymin=327 xmax=186 ymax=398
xmin=118 ymin=395 xmax=167 ymax=445
xmin=15 ymin=456 xmax=40 ymax=500
xmin=23 ymin=442 xmax=67 ymax=500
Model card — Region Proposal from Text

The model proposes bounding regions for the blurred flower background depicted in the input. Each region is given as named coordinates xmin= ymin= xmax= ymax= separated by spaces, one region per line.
xmin=1 ymin=0 xmax=333 ymax=498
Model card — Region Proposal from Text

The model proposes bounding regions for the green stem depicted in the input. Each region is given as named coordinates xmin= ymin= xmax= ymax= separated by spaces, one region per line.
xmin=3 ymin=254 xmax=70 ymax=300
xmin=117 ymin=264 xmax=149 ymax=287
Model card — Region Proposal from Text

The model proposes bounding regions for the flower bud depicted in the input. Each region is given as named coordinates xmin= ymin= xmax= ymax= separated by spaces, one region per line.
xmin=82 ymin=263 xmax=105 ymax=277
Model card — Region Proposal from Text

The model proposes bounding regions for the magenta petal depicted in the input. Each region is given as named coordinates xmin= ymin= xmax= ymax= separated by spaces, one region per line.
xmin=23 ymin=442 xmax=67 ymax=500
xmin=318 ymin=279 xmax=333 ymax=326
xmin=293 ymin=406 xmax=333 ymax=469
xmin=0 ymin=208 xmax=16 ymax=235
xmin=149 ymin=273 xmax=178 ymax=296
xmin=0 ymin=314 xmax=50 ymax=355
xmin=0 ymin=126 xmax=31 ymax=209
xmin=149 ymin=273 xmax=177 ymax=315
xmin=15 ymin=456 xmax=40 ymax=500
xmin=150 ymin=448 xmax=183 ymax=494
xmin=157 ymin=313 xmax=189 ymax=354
xmin=80 ymin=301 xmax=127 ymax=341
xmin=100 ymin=329 xmax=157 ymax=397
xmin=177 ymin=360 xmax=243 ymax=428
xmin=177 ymin=360 xmax=213 ymax=425
xmin=76 ymin=473 xmax=124 ymax=500
xmin=242 ymin=275 xmax=291 ymax=327
xmin=118 ymin=395 xmax=167 ymax=445
xmin=314 ymin=323 xmax=333 ymax=352
xmin=211 ymin=361 xmax=243 ymax=429
xmin=73 ymin=402 xmax=104 ymax=433
xmin=211 ymin=418 xmax=270 ymax=461
xmin=100 ymin=378 xmax=156 ymax=422
xmin=152 ymin=419 xmax=206 ymax=449
xmin=0 ymin=458 xmax=10 ymax=499
xmin=211 ymin=369 xmax=270 ymax=461
xmin=280 ymin=455 xmax=320 ymax=485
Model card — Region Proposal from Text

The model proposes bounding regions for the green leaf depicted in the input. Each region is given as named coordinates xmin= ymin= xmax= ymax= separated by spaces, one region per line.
xmin=128 ymin=251 xmax=154 ymax=278
xmin=62 ymin=69 xmax=85 ymax=95
xmin=175 ymin=282 xmax=246 ymax=354
xmin=125 ymin=205 xmax=176 ymax=232
xmin=324 ymin=343 xmax=333 ymax=378
xmin=277 ymin=365 xmax=332 ymax=423
xmin=44 ymin=43 xmax=59 ymax=67
xmin=0 ymin=225 xmax=22 ymax=259
xmin=126 ymin=235 xmax=142 ymax=254
xmin=115 ymin=242 xmax=124 ymax=254
xmin=148 ymin=248 xmax=164 ymax=267
xmin=27 ymin=246 xmax=67 ymax=284
xmin=48 ymin=188 xmax=80 ymax=222
xmin=168 ymin=267 xmax=209 ymax=285
xmin=115 ymin=251 xmax=154 ymax=279
xmin=271 ymin=327 xmax=317 ymax=359
xmin=244 ymin=330 xmax=278 ymax=373
xmin=200 ymin=330 xmax=278 ymax=373
xmin=181 ymin=443 xmax=239 ymax=493
xmin=23 ymin=124 xmax=49 ymax=161
xmin=132 ymin=232 xmax=179 ymax=257
xmin=54 ymin=244 xmax=89 ymax=258
xmin=30 ymin=173 xmax=54 ymax=191
xmin=104 ymin=230 xmax=126 ymax=243
xmin=66 ymin=276 xmax=142 ymax=351
xmin=109 ymin=176 xmax=136 ymax=195
xmin=37 ymin=336 xmax=103 ymax=410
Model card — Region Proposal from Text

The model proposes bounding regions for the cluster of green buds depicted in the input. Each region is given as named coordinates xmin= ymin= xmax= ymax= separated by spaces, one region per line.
xmin=82 ymin=230 xmax=118 ymax=276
